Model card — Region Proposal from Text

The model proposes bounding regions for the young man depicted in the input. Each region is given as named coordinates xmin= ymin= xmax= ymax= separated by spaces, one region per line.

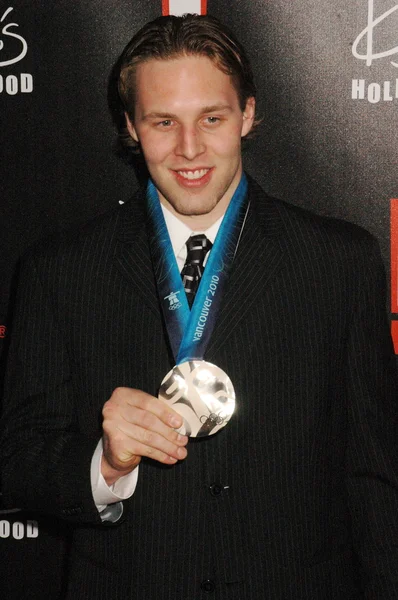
xmin=1 ymin=14 xmax=398 ymax=599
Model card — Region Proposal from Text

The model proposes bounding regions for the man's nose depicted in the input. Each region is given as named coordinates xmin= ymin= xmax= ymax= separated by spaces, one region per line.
xmin=174 ymin=125 xmax=205 ymax=160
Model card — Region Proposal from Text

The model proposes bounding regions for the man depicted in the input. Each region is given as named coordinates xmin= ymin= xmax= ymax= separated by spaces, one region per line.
xmin=1 ymin=14 xmax=398 ymax=599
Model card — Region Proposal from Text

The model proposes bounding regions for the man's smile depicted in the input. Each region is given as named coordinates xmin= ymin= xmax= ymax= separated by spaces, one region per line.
xmin=173 ymin=167 xmax=214 ymax=188
xmin=175 ymin=168 xmax=211 ymax=180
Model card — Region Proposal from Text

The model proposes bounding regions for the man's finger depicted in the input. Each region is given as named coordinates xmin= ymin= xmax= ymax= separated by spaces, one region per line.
xmin=110 ymin=387 xmax=183 ymax=429
xmin=115 ymin=422 xmax=188 ymax=462
xmin=120 ymin=405 xmax=188 ymax=445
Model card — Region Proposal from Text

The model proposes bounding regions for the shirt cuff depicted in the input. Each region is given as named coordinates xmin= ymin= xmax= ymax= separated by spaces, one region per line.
xmin=91 ymin=439 xmax=139 ymax=512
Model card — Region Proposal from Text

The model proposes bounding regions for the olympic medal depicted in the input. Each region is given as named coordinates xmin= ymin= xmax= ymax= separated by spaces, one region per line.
xmin=158 ymin=360 xmax=235 ymax=437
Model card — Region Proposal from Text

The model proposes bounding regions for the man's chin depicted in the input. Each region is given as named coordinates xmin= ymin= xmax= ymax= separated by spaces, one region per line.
xmin=167 ymin=200 xmax=218 ymax=218
xmin=175 ymin=207 xmax=216 ymax=217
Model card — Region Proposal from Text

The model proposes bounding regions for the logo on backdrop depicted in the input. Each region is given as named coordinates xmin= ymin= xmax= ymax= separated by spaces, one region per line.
xmin=0 ymin=519 xmax=39 ymax=540
xmin=0 ymin=7 xmax=33 ymax=95
xmin=0 ymin=493 xmax=38 ymax=541
xmin=351 ymin=0 xmax=398 ymax=103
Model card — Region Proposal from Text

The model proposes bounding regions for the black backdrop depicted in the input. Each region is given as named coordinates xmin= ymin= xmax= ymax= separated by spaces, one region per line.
xmin=1 ymin=0 xmax=397 ymax=597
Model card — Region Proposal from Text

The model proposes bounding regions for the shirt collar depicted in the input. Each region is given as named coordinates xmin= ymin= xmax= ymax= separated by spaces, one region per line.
xmin=161 ymin=204 xmax=223 ymax=258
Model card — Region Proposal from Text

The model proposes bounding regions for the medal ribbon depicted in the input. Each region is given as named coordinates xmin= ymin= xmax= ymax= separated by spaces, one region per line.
xmin=146 ymin=174 xmax=248 ymax=364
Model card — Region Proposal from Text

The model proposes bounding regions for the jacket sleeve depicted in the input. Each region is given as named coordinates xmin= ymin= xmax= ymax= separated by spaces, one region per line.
xmin=0 ymin=251 xmax=105 ymax=526
xmin=344 ymin=238 xmax=398 ymax=597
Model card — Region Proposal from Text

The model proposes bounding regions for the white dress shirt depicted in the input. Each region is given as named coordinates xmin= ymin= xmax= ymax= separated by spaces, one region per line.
xmin=91 ymin=204 xmax=223 ymax=512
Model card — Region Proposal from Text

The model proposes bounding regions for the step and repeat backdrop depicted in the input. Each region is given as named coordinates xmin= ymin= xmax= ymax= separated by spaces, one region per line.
xmin=1 ymin=0 xmax=397 ymax=597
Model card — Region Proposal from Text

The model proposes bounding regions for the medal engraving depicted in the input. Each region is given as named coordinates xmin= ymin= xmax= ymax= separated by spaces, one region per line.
xmin=159 ymin=360 xmax=235 ymax=437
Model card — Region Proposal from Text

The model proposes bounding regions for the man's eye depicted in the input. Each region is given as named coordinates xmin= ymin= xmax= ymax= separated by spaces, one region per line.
xmin=157 ymin=120 xmax=173 ymax=127
xmin=205 ymin=117 xmax=220 ymax=124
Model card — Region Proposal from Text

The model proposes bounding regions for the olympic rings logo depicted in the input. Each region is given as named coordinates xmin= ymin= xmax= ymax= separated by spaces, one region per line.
xmin=200 ymin=413 xmax=225 ymax=426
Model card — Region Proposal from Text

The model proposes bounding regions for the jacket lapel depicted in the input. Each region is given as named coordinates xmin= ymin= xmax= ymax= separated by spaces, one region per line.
xmin=114 ymin=188 xmax=160 ymax=316
xmin=207 ymin=178 xmax=286 ymax=357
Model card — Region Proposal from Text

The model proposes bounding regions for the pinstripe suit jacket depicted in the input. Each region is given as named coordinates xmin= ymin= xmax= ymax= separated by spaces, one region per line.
xmin=1 ymin=176 xmax=398 ymax=599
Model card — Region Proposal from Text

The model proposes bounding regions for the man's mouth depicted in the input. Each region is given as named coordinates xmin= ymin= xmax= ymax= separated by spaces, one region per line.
xmin=176 ymin=168 xmax=210 ymax=180
xmin=172 ymin=168 xmax=214 ymax=188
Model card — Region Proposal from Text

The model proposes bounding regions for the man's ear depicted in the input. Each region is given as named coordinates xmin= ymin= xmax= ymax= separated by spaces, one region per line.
xmin=125 ymin=112 xmax=139 ymax=143
xmin=241 ymin=97 xmax=256 ymax=138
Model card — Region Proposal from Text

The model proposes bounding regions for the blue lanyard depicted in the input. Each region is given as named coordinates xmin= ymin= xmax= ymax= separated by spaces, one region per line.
xmin=146 ymin=174 xmax=249 ymax=364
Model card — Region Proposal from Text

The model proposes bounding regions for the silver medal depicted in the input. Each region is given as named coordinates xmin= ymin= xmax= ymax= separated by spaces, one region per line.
xmin=158 ymin=360 xmax=235 ymax=437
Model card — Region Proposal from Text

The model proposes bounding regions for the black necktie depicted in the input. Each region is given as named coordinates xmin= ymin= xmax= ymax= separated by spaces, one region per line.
xmin=180 ymin=234 xmax=213 ymax=306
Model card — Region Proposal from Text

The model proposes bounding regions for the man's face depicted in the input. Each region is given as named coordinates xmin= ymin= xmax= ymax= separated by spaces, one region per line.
xmin=126 ymin=55 xmax=255 ymax=227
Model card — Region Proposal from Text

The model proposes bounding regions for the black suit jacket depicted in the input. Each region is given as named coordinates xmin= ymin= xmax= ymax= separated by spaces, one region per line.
xmin=1 ymin=177 xmax=398 ymax=599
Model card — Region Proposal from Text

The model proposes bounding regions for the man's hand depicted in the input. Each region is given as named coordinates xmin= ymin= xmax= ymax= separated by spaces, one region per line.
xmin=101 ymin=387 xmax=188 ymax=486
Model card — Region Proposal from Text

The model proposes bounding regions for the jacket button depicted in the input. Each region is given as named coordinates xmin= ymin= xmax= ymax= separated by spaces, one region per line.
xmin=209 ymin=483 xmax=223 ymax=496
xmin=200 ymin=579 xmax=216 ymax=593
